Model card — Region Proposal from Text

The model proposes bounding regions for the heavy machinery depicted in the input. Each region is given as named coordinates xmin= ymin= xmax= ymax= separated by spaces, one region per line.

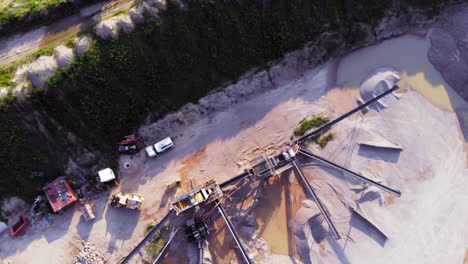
xmin=110 ymin=192 xmax=144 ymax=210
xmin=171 ymin=179 xmax=223 ymax=215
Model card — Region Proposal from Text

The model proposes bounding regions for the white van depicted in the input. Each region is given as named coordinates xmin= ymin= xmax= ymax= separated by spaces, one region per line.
xmin=145 ymin=137 xmax=174 ymax=157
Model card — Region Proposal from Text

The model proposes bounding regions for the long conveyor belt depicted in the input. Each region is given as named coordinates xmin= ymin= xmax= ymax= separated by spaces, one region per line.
xmin=152 ymin=228 xmax=180 ymax=264
xmin=298 ymin=148 xmax=401 ymax=197
xmin=121 ymin=210 xmax=175 ymax=264
xmin=292 ymin=159 xmax=341 ymax=240
xmin=217 ymin=205 xmax=254 ymax=264
xmin=295 ymin=85 xmax=399 ymax=144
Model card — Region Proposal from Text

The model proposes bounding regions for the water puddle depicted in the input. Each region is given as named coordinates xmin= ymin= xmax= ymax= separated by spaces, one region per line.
xmin=336 ymin=34 xmax=467 ymax=112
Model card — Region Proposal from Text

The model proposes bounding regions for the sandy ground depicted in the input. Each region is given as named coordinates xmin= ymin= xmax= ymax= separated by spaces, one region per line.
xmin=1 ymin=15 xmax=468 ymax=264
xmin=0 ymin=0 xmax=134 ymax=67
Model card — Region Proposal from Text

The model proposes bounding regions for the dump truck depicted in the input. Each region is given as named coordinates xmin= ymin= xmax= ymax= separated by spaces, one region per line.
xmin=171 ymin=180 xmax=223 ymax=215
xmin=110 ymin=192 xmax=144 ymax=210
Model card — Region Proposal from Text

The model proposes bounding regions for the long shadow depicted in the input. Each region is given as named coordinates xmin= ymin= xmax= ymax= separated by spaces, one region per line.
xmin=76 ymin=196 xmax=107 ymax=241
xmin=159 ymin=185 xmax=179 ymax=209
xmin=119 ymin=57 xmax=331 ymax=193
xmin=348 ymin=210 xmax=387 ymax=247
xmin=42 ymin=205 xmax=75 ymax=243
xmin=357 ymin=145 xmax=401 ymax=164
xmin=104 ymin=205 xmax=141 ymax=253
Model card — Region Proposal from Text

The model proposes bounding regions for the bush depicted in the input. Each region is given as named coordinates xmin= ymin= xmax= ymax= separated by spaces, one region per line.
xmin=144 ymin=222 xmax=157 ymax=236
xmin=294 ymin=115 xmax=330 ymax=136
xmin=317 ymin=133 xmax=334 ymax=148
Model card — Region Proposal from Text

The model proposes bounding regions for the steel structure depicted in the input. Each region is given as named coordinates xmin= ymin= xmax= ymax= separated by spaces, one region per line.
xmin=125 ymin=85 xmax=402 ymax=264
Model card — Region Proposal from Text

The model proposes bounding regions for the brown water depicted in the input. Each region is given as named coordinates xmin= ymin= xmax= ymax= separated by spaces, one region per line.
xmin=253 ymin=172 xmax=307 ymax=258
xmin=336 ymin=34 xmax=467 ymax=112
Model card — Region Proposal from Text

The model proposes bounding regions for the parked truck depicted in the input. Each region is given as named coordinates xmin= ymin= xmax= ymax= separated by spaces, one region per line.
xmin=145 ymin=137 xmax=174 ymax=158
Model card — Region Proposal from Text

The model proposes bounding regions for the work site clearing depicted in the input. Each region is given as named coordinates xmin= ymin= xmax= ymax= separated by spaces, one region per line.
xmin=1 ymin=28 xmax=468 ymax=264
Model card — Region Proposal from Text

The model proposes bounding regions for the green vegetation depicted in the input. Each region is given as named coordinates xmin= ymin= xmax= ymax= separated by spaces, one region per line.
xmin=0 ymin=72 xmax=13 ymax=87
xmin=146 ymin=225 xmax=170 ymax=257
xmin=0 ymin=46 xmax=55 ymax=82
xmin=317 ymin=133 xmax=334 ymax=148
xmin=0 ymin=0 xmax=449 ymax=202
xmin=294 ymin=115 xmax=330 ymax=136
xmin=0 ymin=0 xmax=102 ymax=36
xmin=144 ymin=222 xmax=157 ymax=236
xmin=0 ymin=101 xmax=59 ymax=200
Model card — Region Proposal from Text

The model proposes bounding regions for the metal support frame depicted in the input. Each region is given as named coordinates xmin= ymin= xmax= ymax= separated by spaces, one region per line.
xmin=296 ymin=85 xmax=399 ymax=144
xmin=292 ymin=159 xmax=341 ymax=240
xmin=218 ymin=205 xmax=254 ymax=264
xmin=298 ymin=148 xmax=401 ymax=197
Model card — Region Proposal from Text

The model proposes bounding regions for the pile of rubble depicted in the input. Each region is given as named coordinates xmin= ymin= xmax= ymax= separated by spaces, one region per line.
xmin=75 ymin=240 xmax=107 ymax=264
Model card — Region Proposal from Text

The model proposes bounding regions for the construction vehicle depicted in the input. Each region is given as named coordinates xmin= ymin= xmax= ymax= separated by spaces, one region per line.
xmin=79 ymin=199 xmax=95 ymax=222
xmin=171 ymin=180 xmax=223 ymax=215
xmin=145 ymin=137 xmax=174 ymax=157
xmin=110 ymin=192 xmax=144 ymax=210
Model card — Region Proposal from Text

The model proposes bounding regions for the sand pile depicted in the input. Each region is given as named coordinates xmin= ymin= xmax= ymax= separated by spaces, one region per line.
xmin=359 ymin=67 xmax=400 ymax=110
xmin=75 ymin=240 xmax=107 ymax=264
xmin=0 ymin=87 xmax=8 ymax=98
xmin=128 ymin=2 xmax=160 ymax=24
xmin=74 ymin=35 xmax=92 ymax=55
xmin=95 ymin=18 xmax=121 ymax=39
xmin=18 ymin=55 xmax=58 ymax=88
xmin=54 ymin=45 xmax=75 ymax=68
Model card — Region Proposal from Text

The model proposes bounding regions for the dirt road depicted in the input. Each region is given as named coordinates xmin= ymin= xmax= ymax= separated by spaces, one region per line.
xmin=0 ymin=0 xmax=135 ymax=67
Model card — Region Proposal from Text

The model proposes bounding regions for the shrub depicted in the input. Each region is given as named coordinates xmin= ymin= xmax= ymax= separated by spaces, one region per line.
xmin=317 ymin=133 xmax=334 ymax=148
xmin=294 ymin=115 xmax=330 ymax=136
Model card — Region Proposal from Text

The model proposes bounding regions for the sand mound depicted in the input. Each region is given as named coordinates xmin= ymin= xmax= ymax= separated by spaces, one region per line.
xmin=95 ymin=18 xmax=120 ymax=39
xmin=0 ymin=87 xmax=8 ymax=98
xmin=74 ymin=35 xmax=92 ymax=55
xmin=129 ymin=2 xmax=160 ymax=24
xmin=54 ymin=45 xmax=75 ymax=68
xmin=359 ymin=67 xmax=400 ymax=110
xmin=147 ymin=0 xmax=166 ymax=9
xmin=115 ymin=14 xmax=135 ymax=33
xmin=25 ymin=55 xmax=58 ymax=87
xmin=357 ymin=129 xmax=403 ymax=150
xmin=96 ymin=15 xmax=136 ymax=39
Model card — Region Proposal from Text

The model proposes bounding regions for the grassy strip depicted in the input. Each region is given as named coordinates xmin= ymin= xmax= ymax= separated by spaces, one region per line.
xmin=146 ymin=224 xmax=170 ymax=258
xmin=316 ymin=133 xmax=334 ymax=148
xmin=0 ymin=0 xmax=102 ymax=37
xmin=294 ymin=115 xmax=330 ymax=136
xmin=0 ymin=46 xmax=55 ymax=81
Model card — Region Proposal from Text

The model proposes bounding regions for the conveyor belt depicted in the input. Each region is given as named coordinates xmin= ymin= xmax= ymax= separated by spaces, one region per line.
xmin=121 ymin=210 xmax=175 ymax=264
xmin=198 ymin=240 xmax=204 ymax=264
xmin=220 ymin=171 xmax=251 ymax=188
xmin=296 ymin=85 xmax=399 ymax=144
xmin=292 ymin=159 xmax=341 ymax=240
xmin=298 ymin=148 xmax=401 ymax=197
xmin=152 ymin=228 xmax=180 ymax=264
xmin=218 ymin=205 xmax=254 ymax=264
